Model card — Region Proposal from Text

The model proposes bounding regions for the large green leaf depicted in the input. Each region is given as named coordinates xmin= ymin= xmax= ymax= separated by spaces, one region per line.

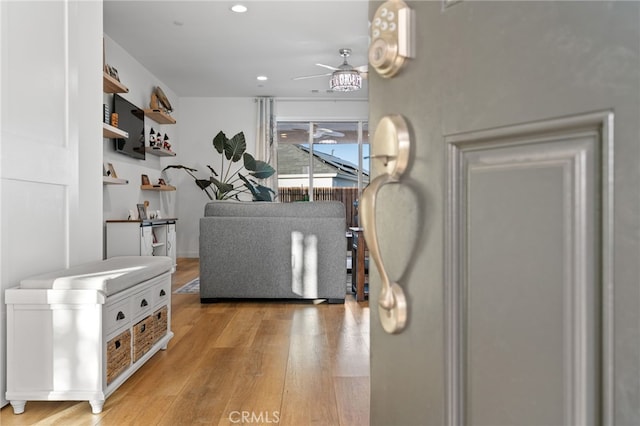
xmin=239 ymin=173 xmax=274 ymax=201
xmin=162 ymin=164 xmax=198 ymax=173
xmin=210 ymin=176 xmax=233 ymax=197
xmin=253 ymin=183 xmax=275 ymax=201
xmin=224 ymin=131 xmax=246 ymax=162
xmin=212 ymin=131 xmax=226 ymax=154
xmin=195 ymin=179 xmax=212 ymax=190
xmin=243 ymin=153 xmax=276 ymax=179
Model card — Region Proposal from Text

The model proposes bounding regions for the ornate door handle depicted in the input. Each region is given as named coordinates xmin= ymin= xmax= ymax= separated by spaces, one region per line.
xmin=361 ymin=114 xmax=411 ymax=334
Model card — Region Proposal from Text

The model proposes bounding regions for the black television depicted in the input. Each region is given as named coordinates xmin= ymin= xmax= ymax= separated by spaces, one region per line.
xmin=113 ymin=94 xmax=145 ymax=160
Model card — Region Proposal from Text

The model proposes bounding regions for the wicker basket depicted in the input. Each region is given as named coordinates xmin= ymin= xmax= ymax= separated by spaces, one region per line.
xmin=152 ymin=306 xmax=168 ymax=345
xmin=106 ymin=329 xmax=131 ymax=385
xmin=133 ymin=315 xmax=154 ymax=363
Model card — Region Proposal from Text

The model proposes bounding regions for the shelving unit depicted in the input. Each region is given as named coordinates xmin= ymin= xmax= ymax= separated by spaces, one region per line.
xmin=141 ymin=184 xmax=176 ymax=191
xmin=103 ymin=122 xmax=128 ymax=139
xmin=145 ymin=146 xmax=176 ymax=157
xmin=103 ymin=176 xmax=129 ymax=185
xmin=103 ymin=72 xmax=128 ymax=94
xmin=143 ymin=109 xmax=176 ymax=125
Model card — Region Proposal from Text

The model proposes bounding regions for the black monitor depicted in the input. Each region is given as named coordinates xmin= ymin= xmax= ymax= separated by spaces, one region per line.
xmin=113 ymin=94 xmax=145 ymax=160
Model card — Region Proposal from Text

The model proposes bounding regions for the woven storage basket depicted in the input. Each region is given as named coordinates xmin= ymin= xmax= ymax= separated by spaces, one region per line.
xmin=152 ymin=306 xmax=168 ymax=345
xmin=106 ymin=329 xmax=131 ymax=385
xmin=133 ymin=315 xmax=154 ymax=362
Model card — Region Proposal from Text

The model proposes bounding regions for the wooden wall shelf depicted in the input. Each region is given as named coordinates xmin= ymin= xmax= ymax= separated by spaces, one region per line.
xmin=143 ymin=109 xmax=176 ymax=125
xmin=103 ymin=176 xmax=129 ymax=185
xmin=103 ymin=122 xmax=128 ymax=139
xmin=141 ymin=184 xmax=176 ymax=191
xmin=145 ymin=146 xmax=176 ymax=157
xmin=103 ymin=72 xmax=129 ymax=93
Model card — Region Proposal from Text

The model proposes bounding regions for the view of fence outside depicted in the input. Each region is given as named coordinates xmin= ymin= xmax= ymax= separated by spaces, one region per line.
xmin=278 ymin=187 xmax=359 ymax=228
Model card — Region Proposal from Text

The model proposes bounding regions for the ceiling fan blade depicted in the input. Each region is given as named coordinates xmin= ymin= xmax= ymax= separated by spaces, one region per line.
xmin=292 ymin=72 xmax=332 ymax=81
xmin=316 ymin=128 xmax=345 ymax=138
xmin=316 ymin=63 xmax=340 ymax=71
xmin=354 ymin=64 xmax=368 ymax=72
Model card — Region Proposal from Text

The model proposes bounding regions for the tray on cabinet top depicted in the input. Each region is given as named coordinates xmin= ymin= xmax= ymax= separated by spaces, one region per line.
xmin=18 ymin=256 xmax=173 ymax=296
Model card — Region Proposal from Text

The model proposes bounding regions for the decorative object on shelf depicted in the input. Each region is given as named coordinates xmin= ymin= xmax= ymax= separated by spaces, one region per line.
xmin=158 ymin=178 xmax=167 ymax=186
xmin=110 ymin=112 xmax=119 ymax=127
xmin=105 ymin=64 xmax=120 ymax=81
xmin=128 ymin=209 xmax=135 ymax=220
xmin=156 ymin=132 xmax=163 ymax=146
xmin=141 ymin=174 xmax=150 ymax=186
xmin=103 ymin=104 xmax=110 ymax=124
xmin=163 ymin=134 xmax=171 ymax=151
xmin=149 ymin=93 xmax=159 ymax=110
xmin=149 ymin=128 xmax=156 ymax=146
xmin=107 ymin=163 xmax=118 ymax=178
xmin=163 ymin=130 xmax=276 ymax=201
xmin=136 ymin=203 xmax=147 ymax=220
xmin=154 ymin=86 xmax=173 ymax=113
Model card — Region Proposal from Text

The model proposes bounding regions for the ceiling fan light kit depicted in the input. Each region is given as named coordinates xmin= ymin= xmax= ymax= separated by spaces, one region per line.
xmin=330 ymin=70 xmax=362 ymax=92
xmin=329 ymin=48 xmax=362 ymax=92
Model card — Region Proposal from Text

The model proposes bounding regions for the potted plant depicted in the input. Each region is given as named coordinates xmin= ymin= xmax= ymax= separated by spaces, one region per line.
xmin=163 ymin=130 xmax=276 ymax=201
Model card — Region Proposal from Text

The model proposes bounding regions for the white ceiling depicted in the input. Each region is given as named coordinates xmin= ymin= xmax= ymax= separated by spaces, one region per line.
xmin=103 ymin=1 xmax=370 ymax=99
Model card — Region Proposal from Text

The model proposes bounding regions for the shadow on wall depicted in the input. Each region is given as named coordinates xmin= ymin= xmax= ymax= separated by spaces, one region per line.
xmin=291 ymin=231 xmax=318 ymax=298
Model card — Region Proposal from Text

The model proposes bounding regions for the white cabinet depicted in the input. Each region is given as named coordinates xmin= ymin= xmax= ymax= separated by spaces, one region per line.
xmin=106 ymin=219 xmax=177 ymax=268
xmin=5 ymin=257 xmax=173 ymax=414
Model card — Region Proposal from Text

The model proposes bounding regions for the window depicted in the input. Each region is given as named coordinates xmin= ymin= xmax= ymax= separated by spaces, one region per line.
xmin=276 ymin=120 xmax=369 ymax=226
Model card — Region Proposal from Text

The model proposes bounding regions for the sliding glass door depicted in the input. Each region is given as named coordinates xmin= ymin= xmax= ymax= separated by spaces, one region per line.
xmin=276 ymin=120 xmax=369 ymax=226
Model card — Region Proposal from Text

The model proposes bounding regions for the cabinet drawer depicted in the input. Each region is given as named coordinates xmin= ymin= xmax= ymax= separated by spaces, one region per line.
xmin=153 ymin=279 xmax=171 ymax=307
xmin=106 ymin=329 xmax=131 ymax=385
xmin=131 ymin=288 xmax=153 ymax=320
xmin=152 ymin=306 xmax=168 ymax=345
xmin=133 ymin=316 xmax=154 ymax=363
xmin=105 ymin=298 xmax=131 ymax=336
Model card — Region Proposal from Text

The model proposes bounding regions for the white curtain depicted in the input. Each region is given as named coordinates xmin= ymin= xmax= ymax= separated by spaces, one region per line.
xmin=255 ymin=97 xmax=277 ymax=199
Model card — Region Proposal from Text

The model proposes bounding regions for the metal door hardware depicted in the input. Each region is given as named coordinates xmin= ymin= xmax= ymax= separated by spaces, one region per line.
xmin=369 ymin=0 xmax=415 ymax=78
xmin=361 ymin=114 xmax=411 ymax=333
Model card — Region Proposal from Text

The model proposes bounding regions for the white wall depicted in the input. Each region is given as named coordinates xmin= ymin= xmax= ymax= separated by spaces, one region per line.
xmin=102 ymin=36 xmax=179 ymax=233
xmin=1 ymin=0 xmax=103 ymax=407
xmin=170 ymin=97 xmax=257 ymax=257
xmin=277 ymin=98 xmax=368 ymax=121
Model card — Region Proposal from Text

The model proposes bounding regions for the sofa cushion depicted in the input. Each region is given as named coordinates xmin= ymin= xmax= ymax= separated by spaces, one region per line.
xmin=203 ymin=200 xmax=345 ymax=218
xmin=19 ymin=256 xmax=173 ymax=296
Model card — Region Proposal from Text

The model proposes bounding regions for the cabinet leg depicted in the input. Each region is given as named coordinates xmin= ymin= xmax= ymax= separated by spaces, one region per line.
xmin=10 ymin=400 xmax=27 ymax=414
xmin=89 ymin=400 xmax=105 ymax=414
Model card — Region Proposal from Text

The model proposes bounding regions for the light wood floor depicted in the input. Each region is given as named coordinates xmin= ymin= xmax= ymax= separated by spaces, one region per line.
xmin=1 ymin=258 xmax=370 ymax=425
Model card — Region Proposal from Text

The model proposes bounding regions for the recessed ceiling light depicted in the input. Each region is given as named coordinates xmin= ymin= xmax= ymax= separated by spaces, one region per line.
xmin=257 ymin=75 xmax=268 ymax=81
xmin=230 ymin=4 xmax=248 ymax=13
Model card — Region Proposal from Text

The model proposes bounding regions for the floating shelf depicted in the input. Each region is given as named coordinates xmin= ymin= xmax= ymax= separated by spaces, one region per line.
xmin=103 ymin=72 xmax=129 ymax=93
xmin=145 ymin=146 xmax=176 ymax=157
xmin=141 ymin=184 xmax=176 ymax=191
xmin=143 ymin=109 xmax=176 ymax=125
xmin=103 ymin=122 xmax=128 ymax=139
xmin=103 ymin=176 xmax=129 ymax=185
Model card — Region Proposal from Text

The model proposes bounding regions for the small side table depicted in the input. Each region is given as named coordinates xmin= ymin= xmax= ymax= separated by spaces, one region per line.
xmin=350 ymin=227 xmax=368 ymax=302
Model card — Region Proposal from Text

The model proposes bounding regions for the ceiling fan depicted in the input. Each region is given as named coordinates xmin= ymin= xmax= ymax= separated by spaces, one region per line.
xmin=287 ymin=123 xmax=345 ymax=139
xmin=293 ymin=48 xmax=367 ymax=91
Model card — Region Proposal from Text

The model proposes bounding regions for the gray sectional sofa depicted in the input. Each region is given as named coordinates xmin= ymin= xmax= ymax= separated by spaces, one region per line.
xmin=199 ymin=200 xmax=347 ymax=303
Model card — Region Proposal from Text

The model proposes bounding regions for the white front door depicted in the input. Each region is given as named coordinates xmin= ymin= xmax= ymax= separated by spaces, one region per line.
xmin=368 ymin=1 xmax=639 ymax=424
xmin=0 ymin=0 xmax=103 ymax=406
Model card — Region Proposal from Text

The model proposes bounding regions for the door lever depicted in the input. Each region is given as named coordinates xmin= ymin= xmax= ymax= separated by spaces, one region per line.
xmin=361 ymin=114 xmax=411 ymax=334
